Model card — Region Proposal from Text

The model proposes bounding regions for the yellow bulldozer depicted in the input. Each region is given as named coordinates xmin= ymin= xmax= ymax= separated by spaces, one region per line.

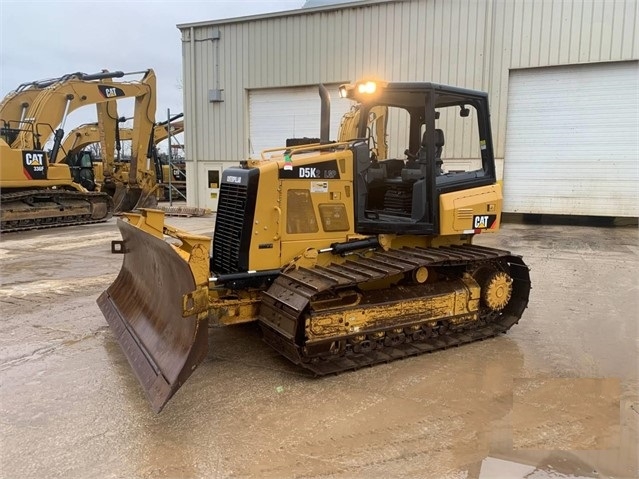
xmin=98 ymin=80 xmax=531 ymax=412
xmin=0 ymin=69 xmax=157 ymax=232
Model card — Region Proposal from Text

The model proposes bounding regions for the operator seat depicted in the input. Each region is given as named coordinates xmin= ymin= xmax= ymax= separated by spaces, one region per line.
xmin=401 ymin=129 xmax=445 ymax=181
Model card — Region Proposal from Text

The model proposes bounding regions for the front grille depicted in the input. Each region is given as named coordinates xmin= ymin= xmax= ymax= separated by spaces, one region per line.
xmin=212 ymin=182 xmax=248 ymax=274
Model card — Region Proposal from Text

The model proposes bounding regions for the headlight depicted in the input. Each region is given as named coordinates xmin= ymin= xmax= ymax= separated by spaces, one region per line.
xmin=357 ymin=81 xmax=377 ymax=94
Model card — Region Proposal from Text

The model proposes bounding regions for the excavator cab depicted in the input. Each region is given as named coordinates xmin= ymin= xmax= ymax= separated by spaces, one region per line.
xmin=68 ymin=150 xmax=97 ymax=191
xmin=0 ymin=121 xmax=21 ymax=145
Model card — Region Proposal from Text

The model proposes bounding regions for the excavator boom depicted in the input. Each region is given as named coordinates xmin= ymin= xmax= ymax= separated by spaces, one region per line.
xmin=0 ymin=70 xmax=124 ymax=128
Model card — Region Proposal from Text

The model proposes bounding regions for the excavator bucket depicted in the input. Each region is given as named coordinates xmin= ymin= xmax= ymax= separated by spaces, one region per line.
xmin=97 ymin=217 xmax=209 ymax=412
xmin=133 ymin=188 xmax=159 ymax=210
xmin=112 ymin=184 xmax=139 ymax=213
xmin=112 ymin=184 xmax=158 ymax=213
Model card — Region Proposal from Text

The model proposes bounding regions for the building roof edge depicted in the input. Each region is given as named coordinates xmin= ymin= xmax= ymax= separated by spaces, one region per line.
xmin=176 ymin=0 xmax=404 ymax=30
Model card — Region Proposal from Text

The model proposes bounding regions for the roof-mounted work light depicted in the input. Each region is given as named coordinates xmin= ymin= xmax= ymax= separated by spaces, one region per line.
xmin=357 ymin=81 xmax=377 ymax=94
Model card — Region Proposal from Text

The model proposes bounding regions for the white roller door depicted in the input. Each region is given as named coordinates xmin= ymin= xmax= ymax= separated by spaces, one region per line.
xmin=249 ymin=85 xmax=354 ymax=158
xmin=503 ymin=61 xmax=638 ymax=217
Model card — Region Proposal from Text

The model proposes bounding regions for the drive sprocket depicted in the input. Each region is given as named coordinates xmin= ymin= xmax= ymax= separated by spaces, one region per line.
xmin=481 ymin=271 xmax=513 ymax=311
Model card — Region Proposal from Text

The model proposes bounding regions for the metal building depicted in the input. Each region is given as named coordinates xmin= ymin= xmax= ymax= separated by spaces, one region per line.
xmin=178 ymin=0 xmax=638 ymax=216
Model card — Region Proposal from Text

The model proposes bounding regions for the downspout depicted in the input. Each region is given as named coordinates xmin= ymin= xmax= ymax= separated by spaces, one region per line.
xmin=190 ymin=26 xmax=199 ymax=207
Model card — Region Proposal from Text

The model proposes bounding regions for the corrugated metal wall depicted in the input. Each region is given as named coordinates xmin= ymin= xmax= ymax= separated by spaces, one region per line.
xmin=181 ymin=0 xmax=638 ymax=205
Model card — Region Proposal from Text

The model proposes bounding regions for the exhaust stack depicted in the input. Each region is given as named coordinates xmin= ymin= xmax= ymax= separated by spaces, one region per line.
xmin=319 ymin=84 xmax=330 ymax=144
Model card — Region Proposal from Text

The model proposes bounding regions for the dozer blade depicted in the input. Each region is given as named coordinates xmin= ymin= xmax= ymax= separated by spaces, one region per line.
xmin=97 ymin=219 xmax=208 ymax=412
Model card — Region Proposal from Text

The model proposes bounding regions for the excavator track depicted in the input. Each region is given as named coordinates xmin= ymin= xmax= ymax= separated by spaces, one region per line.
xmin=259 ymin=244 xmax=530 ymax=375
xmin=0 ymin=189 xmax=113 ymax=233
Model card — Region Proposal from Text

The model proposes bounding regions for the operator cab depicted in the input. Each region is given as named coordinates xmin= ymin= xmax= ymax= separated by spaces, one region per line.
xmin=340 ymin=81 xmax=497 ymax=235
xmin=0 ymin=121 xmax=21 ymax=145
xmin=69 ymin=150 xmax=97 ymax=191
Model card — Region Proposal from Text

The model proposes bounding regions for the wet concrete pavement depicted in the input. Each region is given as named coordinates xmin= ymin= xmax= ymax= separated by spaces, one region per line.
xmin=0 ymin=216 xmax=637 ymax=478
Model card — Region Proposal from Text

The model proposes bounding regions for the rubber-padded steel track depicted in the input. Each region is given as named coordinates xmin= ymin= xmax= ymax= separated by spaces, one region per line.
xmin=1 ymin=189 xmax=113 ymax=233
xmin=259 ymin=244 xmax=530 ymax=375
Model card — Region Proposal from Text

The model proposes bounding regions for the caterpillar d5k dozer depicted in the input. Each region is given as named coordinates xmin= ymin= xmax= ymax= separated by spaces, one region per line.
xmin=98 ymin=80 xmax=531 ymax=412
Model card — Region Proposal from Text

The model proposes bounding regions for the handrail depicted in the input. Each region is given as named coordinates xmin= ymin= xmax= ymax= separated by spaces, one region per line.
xmin=259 ymin=141 xmax=350 ymax=160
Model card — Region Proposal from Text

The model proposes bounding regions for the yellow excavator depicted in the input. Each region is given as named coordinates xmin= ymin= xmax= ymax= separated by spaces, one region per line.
xmin=46 ymin=69 xmax=158 ymax=211
xmin=0 ymin=71 xmax=124 ymax=232
xmin=1 ymin=71 xmax=125 ymax=188
xmin=98 ymin=80 xmax=531 ymax=412
xmin=0 ymin=69 xmax=157 ymax=231
xmin=58 ymin=114 xmax=185 ymax=196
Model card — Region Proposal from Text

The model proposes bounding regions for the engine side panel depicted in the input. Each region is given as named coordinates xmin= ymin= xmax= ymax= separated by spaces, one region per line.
xmin=439 ymin=183 xmax=503 ymax=236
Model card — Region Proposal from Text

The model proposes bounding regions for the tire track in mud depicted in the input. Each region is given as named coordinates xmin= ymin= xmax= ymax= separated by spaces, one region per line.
xmin=0 ymin=326 xmax=109 ymax=371
xmin=0 ymin=274 xmax=117 ymax=316
xmin=0 ymin=228 xmax=124 ymax=376
xmin=241 ymin=416 xmax=466 ymax=478
xmin=0 ymin=274 xmax=116 ymax=298
xmin=1 ymin=230 xmax=120 ymax=302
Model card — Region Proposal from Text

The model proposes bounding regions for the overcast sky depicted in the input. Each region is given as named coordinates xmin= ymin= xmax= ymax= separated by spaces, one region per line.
xmin=0 ymin=0 xmax=305 ymax=141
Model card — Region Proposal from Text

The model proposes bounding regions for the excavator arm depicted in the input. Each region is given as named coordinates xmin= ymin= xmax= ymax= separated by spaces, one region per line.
xmin=96 ymin=99 xmax=123 ymax=182
xmin=1 ymin=89 xmax=43 ymax=128
xmin=126 ymin=70 xmax=157 ymax=191
xmin=153 ymin=113 xmax=184 ymax=144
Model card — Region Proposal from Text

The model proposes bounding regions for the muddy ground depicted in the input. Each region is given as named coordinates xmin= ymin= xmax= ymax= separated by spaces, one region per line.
xmin=0 ymin=215 xmax=637 ymax=479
